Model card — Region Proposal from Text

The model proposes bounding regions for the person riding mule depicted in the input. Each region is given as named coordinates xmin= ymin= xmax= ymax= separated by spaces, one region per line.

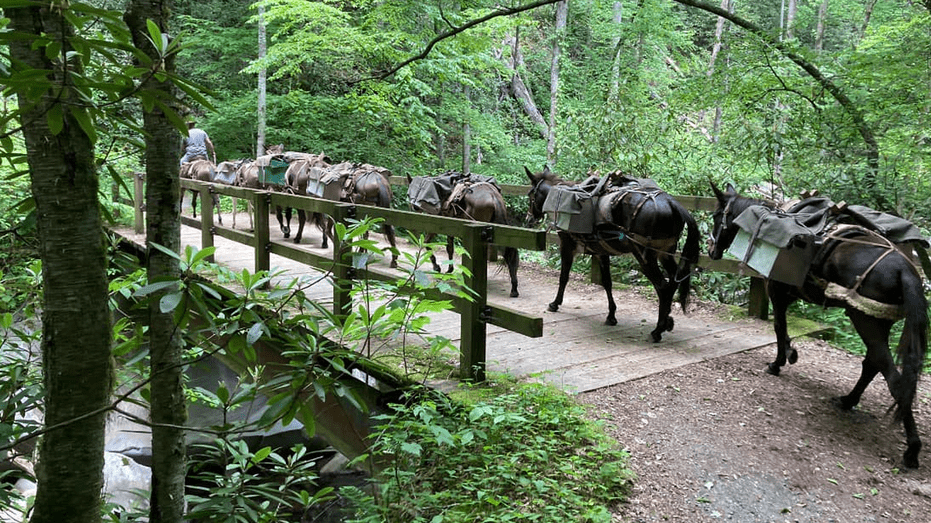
xmin=408 ymin=171 xmax=520 ymax=297
xmin=708 ymin=182 xmax=928 ymax=469
xmin=525 ymin=166 xmax=700 ymax=341
xmin=179 ymin=158 xmax=225 ymax=226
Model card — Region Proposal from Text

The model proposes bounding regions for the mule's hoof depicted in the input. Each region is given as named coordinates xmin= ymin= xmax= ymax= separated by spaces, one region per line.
xmin=283 ymin=232 xmax=290 ymax=239
xmin=510 ymin=290 xmax=519 ymax=298
xmin=390 ymin=261 xmax=398 ymax=269
xmin=903 ymin=446 xmax=921 ymax=470
xmin=293 ymin=237 xmax=302 ymax=244
xmin=766 ymin=363 xmax=782 ymax=376
xmin=547 ymin=303 xmax=560 ymax=313
xmin=832 ymin=395 xmax=857 ymax=411
xmin=605 ymin=316 xmax=617 ymax=326
xmin=788 ymin=349 xmax=798 ymax=365
xmin=445 ymin=266 xmax=454 ymax=274
xmin=665 ymin=317 xmax=675 ymax=333
xmin=650 ymin=330 xmax=663 ymax=343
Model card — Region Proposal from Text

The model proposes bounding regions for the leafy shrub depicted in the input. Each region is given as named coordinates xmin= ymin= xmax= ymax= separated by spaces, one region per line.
xmin=345 ymin=383 xmax=634 ymax=523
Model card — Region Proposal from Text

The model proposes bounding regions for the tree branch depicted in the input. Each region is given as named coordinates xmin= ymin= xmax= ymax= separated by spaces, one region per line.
xmin=369 ymin=0 xmax=564 ymax=81
xmin=673 ymin=0 xmax=881 ymax=184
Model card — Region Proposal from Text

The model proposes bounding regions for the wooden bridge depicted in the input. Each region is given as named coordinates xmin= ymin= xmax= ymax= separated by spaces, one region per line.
xmin=111 ymin=176 xmax=779 ymax=393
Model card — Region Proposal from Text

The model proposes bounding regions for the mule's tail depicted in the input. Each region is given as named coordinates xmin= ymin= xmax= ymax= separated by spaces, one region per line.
xmin=894 ymin=271 xmax=928 ymax=420
xmin=674 ymin=202 xmax=701 ymax=313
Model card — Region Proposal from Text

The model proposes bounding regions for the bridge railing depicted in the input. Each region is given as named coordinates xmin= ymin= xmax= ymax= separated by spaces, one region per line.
xmin=124 ymin=176 xmax=766 ymax=381
xmin=178 ymin=178 xmax=547 ymax=382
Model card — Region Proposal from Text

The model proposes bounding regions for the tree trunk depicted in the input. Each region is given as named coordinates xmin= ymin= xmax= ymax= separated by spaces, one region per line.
xmin=8 ymin=5 xmax=112 ymax=523
xmin=462 ymin=84 xmax=472 ymax=174
xmin=815 ymin=0 xmax=829 ymax=53
xmin=858 ymin=0 xmax=878 ymax=45
xmin=124 ymin=2 xmax=187 ymax=522
xmin=784 ymin=0 xmax=797 ymax=40
xmin=503 ymin=28 xmax=548 ymax=140
xmin=610 ymin=1 xmax=624 ymax=101
xmin=707 ymin=0 xmax=733 ymax=141
xmin=547 ymin=1 xmax=568 ymax=163
xmin=257 ymin=2 xmax=267 ymax=156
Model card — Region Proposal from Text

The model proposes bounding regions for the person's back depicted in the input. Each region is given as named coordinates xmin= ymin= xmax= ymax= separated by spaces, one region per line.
xmin=180 ymin=121 xmax=216 ymax=165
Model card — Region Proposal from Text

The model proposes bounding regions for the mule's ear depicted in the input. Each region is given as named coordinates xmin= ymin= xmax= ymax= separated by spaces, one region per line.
xmin=406 ymin=173 xmax=413 ymax=183
xmin=524 ymin=166 xmax=535 ymax=182
xmin=710 ymin=180 xmax=726 ymax=201
xmin=725 ymin=182 xmax=737 ymax=195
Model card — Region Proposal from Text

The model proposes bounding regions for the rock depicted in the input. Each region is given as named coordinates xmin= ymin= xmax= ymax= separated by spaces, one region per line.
xmin=102 ymin=451 xmax=151 ymax=512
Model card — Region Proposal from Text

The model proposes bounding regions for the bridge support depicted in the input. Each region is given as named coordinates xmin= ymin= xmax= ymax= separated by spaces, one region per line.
xmin=460 ymin=223 xmax=490 ymax=382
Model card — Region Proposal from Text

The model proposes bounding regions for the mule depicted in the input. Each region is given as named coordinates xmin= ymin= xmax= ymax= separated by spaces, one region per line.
xmin=235 ymin=149 xmax=330 ymax=244
xmin=409 ymin=172 xmax=520 ymax=297
xmin=215 ymin=159 xmax=252 ymax=229
xmin=311 ymin=163 xmax=399 ymax=268
xmin=180 ymin=158 xmax=223 ymax=225
xmin=709 ymin=182 xmax=928 ymax=469
xmin=525 ymin=166 xmax=700 ymax=341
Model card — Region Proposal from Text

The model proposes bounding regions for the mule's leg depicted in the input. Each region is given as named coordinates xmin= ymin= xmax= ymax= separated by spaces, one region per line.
xmin=423 ymin=232 xmax=442 ymax=272
xmin=383 ymin=223 xmax=399 ymax=268
xmin=767 ymin=284 xmax=797 ymax=375
xmin=190 ymin=190 xmax=199 ymax=218
xmin=504 ymin=246 xmax=519 ymax=298
xmin=632 ymin=249 xmax=677 ymax=342
xmin=836 ymin=310 xmax=894 ymax=410
xmin=212 ymin=193 xmax=223 ymax=226
xmin=548 ymin=238 xmax=576 ymax=313
xmin=276 ymin=206 xmax=291 ymax=238
xmin=293 ymin=209 xmax=306 ymax=244
xmin=836 ymin=310 xmax=922 ymax=468
xmin=596 ymin=254 xmax=618 ymax=325
xmin=446 ymin=237 xmax=455 ymax=274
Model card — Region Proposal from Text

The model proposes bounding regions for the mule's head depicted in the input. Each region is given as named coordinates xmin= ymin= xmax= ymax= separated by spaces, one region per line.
xmin=708 ymin=182 xmax=743 ymax=260
xmin=524 ymin=165 xmax=555 ymax=226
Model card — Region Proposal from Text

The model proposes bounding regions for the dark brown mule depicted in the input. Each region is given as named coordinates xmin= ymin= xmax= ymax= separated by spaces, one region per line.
xmin=409 ymin=172 xmax=520 ymax=297
xmin=180 ymin=158 xmax=224 ymax=225
xmin=525 ymin=166 xmax=700 ymax=341
xmin=277 ymin=152 xmax=331 ymax=244
xmin=709 ymin=182 xmax=928 ymax=469
xmin=311 ymin=163 xmax=399 ymax=268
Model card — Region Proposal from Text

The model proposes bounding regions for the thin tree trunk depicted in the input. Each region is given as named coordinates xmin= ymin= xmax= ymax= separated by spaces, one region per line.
xmin=610 ymin=2 xmax=623 ymax=100
xmin=8 ymin=5 xmax=112 ymax=523
xmin=547 ymin=1 xmax=568 ymax=163
xmin=125 ymin=1 xmax=187 ymax=522
xmin=815 ymin=0 xmax=829 ymax=53
xmin=708 ymin=0 xmax=733 ymax=142
xmin=785 ymin=0 xmax=797 ymax=39
xmin=858 ymin=0 xmax=878 ymax=45
xmin=257 ymin=3 xmax=267 ymax=156
xmin=462 ymin=84 xmax=472 ymax=174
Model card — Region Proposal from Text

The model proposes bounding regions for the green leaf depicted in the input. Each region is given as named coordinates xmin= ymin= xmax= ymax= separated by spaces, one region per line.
xmin=246 ymin=322 xmax=264 ymax=345
xmin=159 ymin=291 xmax=183 ymax=313
xmin=46 ymin=104 xmax=63 ymax=135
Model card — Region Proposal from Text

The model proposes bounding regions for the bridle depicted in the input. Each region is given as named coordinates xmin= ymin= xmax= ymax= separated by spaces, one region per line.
xmin=525 ymin=177 xmax=548 ymax=225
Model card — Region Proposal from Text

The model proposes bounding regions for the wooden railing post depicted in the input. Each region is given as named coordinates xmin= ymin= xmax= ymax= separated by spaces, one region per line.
xmin=460 ymin=223 xmax=490 ymax=382
xmin=747 ymin=277 xmax=769 ymax=319
xmin=133 ymin=172 xmax=144 ymax=234
xmin=330 ymin=202 xmax=355 ymax=317
xmin=200 ymin=184 xmax=215 ymax=263
xmin=254 ymin=191 xmax=270 ymax=274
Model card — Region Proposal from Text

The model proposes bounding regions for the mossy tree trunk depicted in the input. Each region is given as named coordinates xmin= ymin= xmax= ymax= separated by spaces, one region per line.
xmin=7 ymin=4 xmax=112 ymax=523
xmin=124 ymin=2 xmax=187 ymax=522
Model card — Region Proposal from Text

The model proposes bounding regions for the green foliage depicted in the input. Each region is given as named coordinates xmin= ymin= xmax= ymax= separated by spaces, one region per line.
xmin=345 ymin=384 xmax=633 ymax=522
xmin=186 ymin=440 xmax=331 ymax=523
